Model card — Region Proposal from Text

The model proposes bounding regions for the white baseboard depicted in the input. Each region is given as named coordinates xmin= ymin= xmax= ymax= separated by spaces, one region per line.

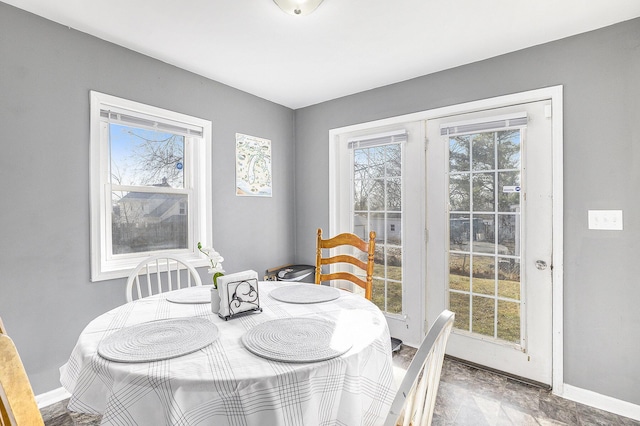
xmin=35 ymin=387 xmax=71 ymax=409
xmin=561 ymin=384 xmax=640 ymax=421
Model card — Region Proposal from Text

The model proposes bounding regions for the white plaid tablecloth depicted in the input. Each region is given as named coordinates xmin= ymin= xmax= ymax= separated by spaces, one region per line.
xmin=60 ymin=282 xmax=396 ymax=425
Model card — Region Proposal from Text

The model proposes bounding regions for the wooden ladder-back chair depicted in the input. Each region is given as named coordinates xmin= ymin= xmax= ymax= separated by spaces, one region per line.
xmin=315 ymin=228 xmax=376 ymax=300
xmin=0 ymin=318 xmax=44 ymax=426
xmin=384 ymin=310 xmax=455 ymax=426
xmin=126 ymin=254 xmax=203 ymax=303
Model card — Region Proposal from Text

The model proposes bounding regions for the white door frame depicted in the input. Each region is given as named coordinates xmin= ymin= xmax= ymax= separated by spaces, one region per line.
xmin=329 ymin=85 xmax=564 ymax=394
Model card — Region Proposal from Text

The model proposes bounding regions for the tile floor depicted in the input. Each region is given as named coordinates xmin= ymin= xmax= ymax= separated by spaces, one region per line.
xmin=42 ymin=345 xmax=639 ymax=425
xmin=392 ymin=346 xmax=639 ymax=426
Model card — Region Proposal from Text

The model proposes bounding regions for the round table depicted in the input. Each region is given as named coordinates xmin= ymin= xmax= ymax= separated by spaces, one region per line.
xmin=60 ymin=281 xmax=396 ymax=425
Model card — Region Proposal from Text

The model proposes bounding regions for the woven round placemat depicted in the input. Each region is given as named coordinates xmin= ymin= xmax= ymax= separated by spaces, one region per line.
xmin=269 ymin=284 xmax=341 ymax=304
xmin=242 ymin=317 xmax=352 ymax=363
xmin=166 ymin=285 xmax=214 ymax=304
xmin=98 ymin=317 xmax=219 ymax=363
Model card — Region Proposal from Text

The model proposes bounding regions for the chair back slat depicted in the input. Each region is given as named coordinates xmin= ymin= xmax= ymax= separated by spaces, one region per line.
xmin=315 ymin=228 xmax=376 ymax=300
xmin=176 ymin=262 xmax=182 ymax=290
xmin=155 ymin=259 xmax=163 ymax=295
xmin=125 ymin=255 xmax=203 ymax=303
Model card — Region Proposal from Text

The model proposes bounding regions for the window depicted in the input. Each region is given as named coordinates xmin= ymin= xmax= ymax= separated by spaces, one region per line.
xmin=90 ymin=91 xmax=212 ymax=281
xmin=350 ymin=131 xmax=406 ymax=314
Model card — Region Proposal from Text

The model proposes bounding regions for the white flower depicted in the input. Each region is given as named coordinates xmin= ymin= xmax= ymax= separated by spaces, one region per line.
xmin=198 ymin=242 xmax=225 ymax=275
xmin=208 ymin=266 xmax=225 ymax=275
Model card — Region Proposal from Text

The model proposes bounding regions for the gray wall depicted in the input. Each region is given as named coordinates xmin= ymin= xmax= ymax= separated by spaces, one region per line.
xmin=294 ymin=19 xmax=640 ymax=405
xmin=0 ymin=3 xmax=295 ymax=393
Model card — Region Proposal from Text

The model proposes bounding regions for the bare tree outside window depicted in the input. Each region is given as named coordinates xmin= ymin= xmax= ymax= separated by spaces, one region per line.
xmin=353 ymin=143 xmax=403 ymax=314
xmin=109 ymin=124 xmax=188 ymax=254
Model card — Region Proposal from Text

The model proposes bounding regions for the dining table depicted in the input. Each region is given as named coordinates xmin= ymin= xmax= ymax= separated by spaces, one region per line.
xmin=59 ymin=281 xmax=397 ymax=425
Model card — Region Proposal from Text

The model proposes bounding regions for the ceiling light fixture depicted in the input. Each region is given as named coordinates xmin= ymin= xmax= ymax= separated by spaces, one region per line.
xmin=273 ymin=0 xmax=324 ymax=16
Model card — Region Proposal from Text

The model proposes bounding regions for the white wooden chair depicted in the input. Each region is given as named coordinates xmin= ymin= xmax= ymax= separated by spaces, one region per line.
xmin=125 ymin=254 xmax=203 ymax=303
xmin=384 ymin=310 xmax=455 ymax=426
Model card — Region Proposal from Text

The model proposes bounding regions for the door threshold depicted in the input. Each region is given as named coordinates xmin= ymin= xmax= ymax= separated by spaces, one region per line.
xmin=446 ymin=355 xmax=551 ymax=390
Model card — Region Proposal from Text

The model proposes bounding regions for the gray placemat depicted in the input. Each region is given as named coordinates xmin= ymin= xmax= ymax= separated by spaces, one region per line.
xmin=98 ymin=317 xmax=219 ymax=363
xmin=166 ymin=285 xmax=214 ymax=304
xmin=269 ymin=284 xmax=341 ymax=304
xmin=242 ymin=317 xmax=352 ymax=363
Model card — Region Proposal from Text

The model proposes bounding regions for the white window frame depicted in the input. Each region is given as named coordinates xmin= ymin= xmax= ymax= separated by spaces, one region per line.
xmin=89 ymin=91 xmax=212 ymax=281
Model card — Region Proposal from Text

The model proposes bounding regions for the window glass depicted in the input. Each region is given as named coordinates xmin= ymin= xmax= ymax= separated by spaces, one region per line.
xmin=111 ymin=191 xmax=188 ymax=254
xmin=110 ymin=124 xmax=184 ymax=188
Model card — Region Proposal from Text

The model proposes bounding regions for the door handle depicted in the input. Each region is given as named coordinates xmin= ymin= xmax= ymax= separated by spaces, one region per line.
xmin=535 ymin=260 xmax=548 ymax=270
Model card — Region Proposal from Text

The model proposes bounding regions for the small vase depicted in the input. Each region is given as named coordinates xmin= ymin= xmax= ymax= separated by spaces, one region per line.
xmin=213 ymin=272 xmax=224 ymax=287
xmin=210 ymin=272 xmax=224 ymax=314
xmin=210 ymin=287 xmax=221 ymax=314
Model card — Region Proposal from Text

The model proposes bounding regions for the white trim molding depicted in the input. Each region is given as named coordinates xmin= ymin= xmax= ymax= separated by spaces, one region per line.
xmin=36 ymin=387 xmax=71 ymax=409
xmin=562 ymin=384 xmax=640 ymax=421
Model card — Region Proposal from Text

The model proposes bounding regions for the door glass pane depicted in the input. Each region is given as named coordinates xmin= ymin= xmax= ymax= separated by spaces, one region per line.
xmin=498 ymin=171 xmax=520 ymax=212
xmin=450 ymin=213 xmax=470 ymax=251
xmin=497 ymin=130 xmax=521 ymax=170
xmin=369 ymin=180 xmax=385 ymax=211
xmin=498 ymin=214 xmax=518 ymax=256
xmin=450 ymin=292 xmax=470 ymax=331
xmin=472 ymin=173 xmax=494 ymax=212
xmin=472 ymin=133 xmax=495 ymax=171
xmin=498 ymin=258 xmax=520 ymax=300
xmin=353 ymin=213 xmax=369 ymax=241
xmin=388 ymin=246 xmax=402 ymax=282
xmin=447 ymin=129 xmax=522 ymax=344
xmin=449 ymin=253 xmax=470 ymax=292
xmin=353 ymin=179 xmax=369 ymax=211
xmin=110 ymin=124 xmax=184 ymax=188
xmin=472 ymin=255 xmax=494 ymax=296
xmin=387 ymin=178 xmax=402 ymax=211
xmin=449 ymin=174 xmax=470 ymax=211
xmin=473 ymin=214 xmax=495 ymax=254
xmin=386 ymin=144 xmax=402 ymax=177
xmin=449 ymin=135 xmax=470 ymax=172
xmin=472 ymin=296 xmax=495 ymax=337
xmin=371 ymin=212 xmax=385 ymax=241
xmin=387 ymin=280 xmax=402 ymax=314
xmin=372 ymin=278 xmax=385 ymax=309
xmin=497 ymin=300 xmax=520 ymax=343
xmin=353 ymin=143 xmax=404 ymax=315
xmin=387 ymin=213 xmax=402 ymax=245
xmin=111 ymin=191 xmax=188 ymax=254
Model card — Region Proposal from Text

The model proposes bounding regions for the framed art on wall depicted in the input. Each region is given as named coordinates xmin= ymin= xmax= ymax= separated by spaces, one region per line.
xmin=235 ymin=133 xmax=272 ymax=197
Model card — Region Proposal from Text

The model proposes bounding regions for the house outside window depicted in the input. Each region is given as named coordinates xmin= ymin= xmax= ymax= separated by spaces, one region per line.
xmin=90 ymin=91 xmax=212 ymax=281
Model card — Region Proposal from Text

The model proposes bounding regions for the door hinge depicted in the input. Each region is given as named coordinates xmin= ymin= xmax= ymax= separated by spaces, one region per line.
xmin=424 ymin=229 xmax=429 ymax=243
xmin=424 ymin=136 xmax=429 ymax=151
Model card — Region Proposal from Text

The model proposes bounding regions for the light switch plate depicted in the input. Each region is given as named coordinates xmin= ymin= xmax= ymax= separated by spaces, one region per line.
xmin=588 ymin=210 xmax=623 ymax=230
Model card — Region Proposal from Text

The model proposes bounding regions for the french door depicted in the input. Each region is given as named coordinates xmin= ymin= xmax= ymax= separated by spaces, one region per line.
xmin=426 ymin=100 xmax=554 ymax=385
xmin=330 ymin=122 xmax=425 ymax=346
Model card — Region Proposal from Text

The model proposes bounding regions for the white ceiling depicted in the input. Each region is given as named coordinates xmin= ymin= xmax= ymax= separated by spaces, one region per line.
xmin=4 ymin=0 xmax=640 ymax=109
